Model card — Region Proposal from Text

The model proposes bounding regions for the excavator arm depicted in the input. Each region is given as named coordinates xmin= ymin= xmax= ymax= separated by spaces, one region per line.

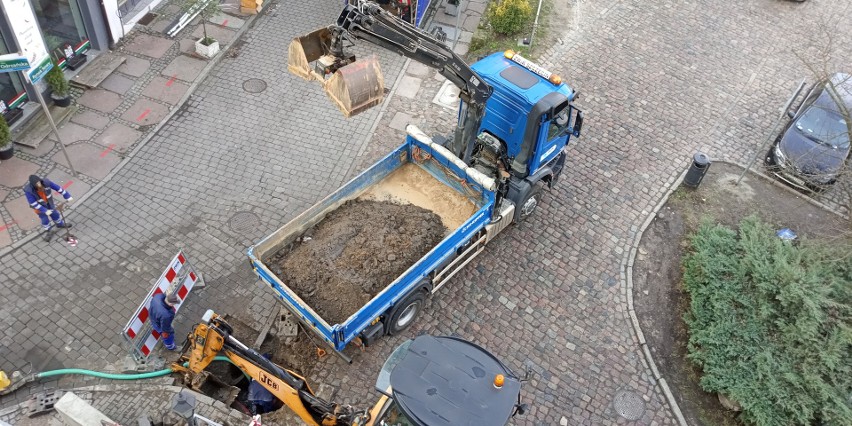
xmin=288 ymin=1 xmax=493 ymax=164
xmin=172 ymin=311 xmax=369 ymax=426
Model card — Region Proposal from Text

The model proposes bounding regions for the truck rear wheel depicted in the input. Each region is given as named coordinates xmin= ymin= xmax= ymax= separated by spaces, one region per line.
xmin=387 ymin=291 xmax=426 ymax=335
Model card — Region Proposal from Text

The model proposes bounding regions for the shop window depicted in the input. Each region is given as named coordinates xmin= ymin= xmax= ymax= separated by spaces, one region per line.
xmin=0 ymin=32 xmax=25 ymax=107
xmin=31 ymin=0 xmax=89 ymax=60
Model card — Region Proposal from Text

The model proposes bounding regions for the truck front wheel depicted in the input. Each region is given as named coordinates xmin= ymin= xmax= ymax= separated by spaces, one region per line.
xmin=387 ymin=291 xmax=426 ymax=335
xmin=514 ymin=182 xmax=543 ymax=223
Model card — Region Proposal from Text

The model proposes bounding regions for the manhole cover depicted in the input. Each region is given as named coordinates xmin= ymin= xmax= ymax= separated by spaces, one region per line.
xmin=137 ymin=12 xmax=158 ymax=26
xmin=229 ymin=211 xmax=260 ymax=234
xmin=243 ymin=78 xmax=267 ymax=93
xmin=613 ymin=390 xmax=645 ymax=420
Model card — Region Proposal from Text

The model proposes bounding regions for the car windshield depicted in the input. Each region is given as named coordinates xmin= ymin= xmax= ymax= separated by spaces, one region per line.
xmin=795 ymin=106 xmax=850 ymax=148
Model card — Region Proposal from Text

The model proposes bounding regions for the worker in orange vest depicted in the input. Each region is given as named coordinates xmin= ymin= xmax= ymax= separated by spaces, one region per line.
xmin=23 ymin=175 xmax=73 ymax=242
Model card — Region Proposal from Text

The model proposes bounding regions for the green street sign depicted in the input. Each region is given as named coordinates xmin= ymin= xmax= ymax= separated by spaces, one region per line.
xmin=0 ymin=54 xmax=29 ymax=73
xmin=28 ymin=57 xmax=52 ymax=83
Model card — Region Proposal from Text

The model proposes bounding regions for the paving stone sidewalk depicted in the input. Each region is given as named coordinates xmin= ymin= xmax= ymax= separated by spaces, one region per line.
xmin=0 ymin=0 xmax=248 ymax=250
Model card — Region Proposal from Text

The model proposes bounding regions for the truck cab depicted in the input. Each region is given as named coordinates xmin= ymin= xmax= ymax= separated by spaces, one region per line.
xmin=460 ymin=50 xmax=582 ymax=222
xmin=472 ymin=50 xmax=581 ymax=183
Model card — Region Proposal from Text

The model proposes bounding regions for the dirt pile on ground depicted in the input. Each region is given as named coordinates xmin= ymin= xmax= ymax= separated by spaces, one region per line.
xmin=267 ymin=199 xmax=447 ymax=325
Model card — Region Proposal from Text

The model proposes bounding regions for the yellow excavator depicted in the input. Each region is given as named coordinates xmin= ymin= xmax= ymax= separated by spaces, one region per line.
xmin=172 ymin=311 xmax=527 ymax=425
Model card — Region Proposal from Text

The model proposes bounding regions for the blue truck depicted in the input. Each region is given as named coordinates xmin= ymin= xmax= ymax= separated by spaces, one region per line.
xmin=248 ymin=2 xmax=583 ymax=359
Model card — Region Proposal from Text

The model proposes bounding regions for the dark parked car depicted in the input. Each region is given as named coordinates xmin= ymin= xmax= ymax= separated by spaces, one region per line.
xmin=766 ymin=73 xmax=852 ymax=191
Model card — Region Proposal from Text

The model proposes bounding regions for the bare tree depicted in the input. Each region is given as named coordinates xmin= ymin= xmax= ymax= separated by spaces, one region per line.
xmin=783 ymin=7 xmax=852 ymax=225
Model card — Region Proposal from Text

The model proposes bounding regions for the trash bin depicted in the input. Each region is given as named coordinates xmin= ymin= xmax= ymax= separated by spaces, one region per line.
xmin=683 ymin=152 xmax=711 ymax=188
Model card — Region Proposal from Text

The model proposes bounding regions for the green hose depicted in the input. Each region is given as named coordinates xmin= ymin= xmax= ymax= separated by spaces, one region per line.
xmin=1 ymin=356 xmax=249 ymax=396
xmin=35 ymin=356 xmax=237 ymax=380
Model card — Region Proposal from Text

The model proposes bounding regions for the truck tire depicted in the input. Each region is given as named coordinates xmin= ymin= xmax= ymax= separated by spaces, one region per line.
xmin=386 ymin=291 xmax=426 ymax=335
xmin=514 ymin=182 xmax=543 ymax=223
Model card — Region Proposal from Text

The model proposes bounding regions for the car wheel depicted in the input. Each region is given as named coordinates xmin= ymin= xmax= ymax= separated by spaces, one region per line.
xmin=386 ymin=291 xmax=426 ymax=335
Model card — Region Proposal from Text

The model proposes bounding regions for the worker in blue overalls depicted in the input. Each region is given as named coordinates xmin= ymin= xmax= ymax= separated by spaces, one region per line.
xmin=23 ymin=175 xmax=73 ymax=242
xmin=150 ymin=292 xmax=180 ymax=350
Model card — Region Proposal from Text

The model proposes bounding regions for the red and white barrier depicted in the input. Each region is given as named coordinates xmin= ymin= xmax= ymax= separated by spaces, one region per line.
xmin=122 ymin=251 xmax=202 ymax=358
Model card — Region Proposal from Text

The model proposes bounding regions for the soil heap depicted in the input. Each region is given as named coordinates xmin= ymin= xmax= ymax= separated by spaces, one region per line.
xmin=267 ymin=199 xmax=447 ymax=325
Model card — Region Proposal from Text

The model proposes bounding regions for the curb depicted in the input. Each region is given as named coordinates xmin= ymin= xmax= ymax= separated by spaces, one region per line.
xmin=0 ymin=5 xmax=266 ymax=260
xmin=620 ymin=165 xmax=689 ymax=426
xmin=620 ymin=158 xmax=848 ymax=426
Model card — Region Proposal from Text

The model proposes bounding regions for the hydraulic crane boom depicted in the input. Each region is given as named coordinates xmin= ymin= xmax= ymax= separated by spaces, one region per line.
xmin=294 ymin=1 xmax=493 ymax=164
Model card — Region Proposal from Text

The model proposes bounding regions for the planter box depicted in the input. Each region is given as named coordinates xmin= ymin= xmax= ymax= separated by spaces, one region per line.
xmin=195 ymin=39 xmax=220 ymax=58
xmin=65 ymin=54 xmax=88 ymax=71
xmin=2 ymin=107 xmax=23 ymax=126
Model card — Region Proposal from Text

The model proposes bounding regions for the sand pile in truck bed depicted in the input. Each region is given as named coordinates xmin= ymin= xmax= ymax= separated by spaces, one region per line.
xmin=267 ymin=199 xmax=447 ymax=325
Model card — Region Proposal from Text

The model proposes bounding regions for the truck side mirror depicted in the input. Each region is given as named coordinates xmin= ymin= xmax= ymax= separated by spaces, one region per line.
xmin=786 ymin=109 xmax=795 ymax=119
xmin=572 ymin=110 xmax=584 ymax=137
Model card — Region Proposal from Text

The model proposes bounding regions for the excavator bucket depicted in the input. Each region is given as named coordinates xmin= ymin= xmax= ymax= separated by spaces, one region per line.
xmin=288 ymin=27 xmax=385 ymax=117
xmin=323 ymin=56 xmax=385 ymax=117
xmin=287 ymin=27 xmax=333 ymax=81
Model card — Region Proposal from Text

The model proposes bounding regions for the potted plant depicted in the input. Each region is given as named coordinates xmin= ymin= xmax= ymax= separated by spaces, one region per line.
xmin=45 ymin=64 xmax=72 ymax=107
xmin=0 ymin=114 xmax=13 ymax=161
xmin=184 ymin=0 xmax=222 ymax=58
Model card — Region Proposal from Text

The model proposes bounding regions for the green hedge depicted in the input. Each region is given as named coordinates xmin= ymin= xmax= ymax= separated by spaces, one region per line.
xmin=683 ymin=217 xmax=851 ymax=425
xmin=487 ymin=0 xmax=533 ymax=36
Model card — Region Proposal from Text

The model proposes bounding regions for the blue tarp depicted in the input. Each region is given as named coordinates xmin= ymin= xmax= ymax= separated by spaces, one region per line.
xmin=416 ymin=0 xmax=432 ymax=27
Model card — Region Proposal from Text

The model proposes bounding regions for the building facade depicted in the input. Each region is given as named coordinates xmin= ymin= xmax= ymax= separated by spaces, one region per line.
xmin=0 ymin=0 xmax=124 ymax=123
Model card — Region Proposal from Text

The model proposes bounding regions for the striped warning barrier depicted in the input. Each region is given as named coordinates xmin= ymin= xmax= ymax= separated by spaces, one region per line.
xmin=122 ymin=251 xmax=203 ymax=359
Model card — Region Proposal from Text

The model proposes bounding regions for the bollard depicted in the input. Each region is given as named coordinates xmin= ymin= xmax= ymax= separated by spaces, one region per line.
xmin=683 ymin=152 xmax=711 ymax=188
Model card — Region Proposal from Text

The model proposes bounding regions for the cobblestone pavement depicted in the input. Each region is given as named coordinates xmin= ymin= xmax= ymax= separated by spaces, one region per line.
xmin=0 ymin=0 xmax=403 ymax=407
xmin=1 ymin=383 xmax=251 ymax=425
xmin=2 ymin=0 xmax=851 ymax=425
xmin=316 ymin=0 xmax=852 ymax=425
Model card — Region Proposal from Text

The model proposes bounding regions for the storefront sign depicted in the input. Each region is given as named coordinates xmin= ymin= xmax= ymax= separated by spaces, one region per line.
xmin=0 ymin=54 xmax=29 ymax=73
xmin=0 ymin=0 xmax=53 ymax=83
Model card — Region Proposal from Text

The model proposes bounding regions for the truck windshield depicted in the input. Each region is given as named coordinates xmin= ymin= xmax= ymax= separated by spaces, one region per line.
xmin=377 ymin=400 xmax=417 ymax=426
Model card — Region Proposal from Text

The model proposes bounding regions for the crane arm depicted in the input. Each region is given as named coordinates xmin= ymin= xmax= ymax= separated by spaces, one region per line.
xmin=323 ymin=1 xmax=493 ymax=163
xmin=172 ymin=312 xmax=367 ymax=426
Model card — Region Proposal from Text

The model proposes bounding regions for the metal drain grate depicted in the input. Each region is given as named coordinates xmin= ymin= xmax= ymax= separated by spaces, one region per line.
xmin=242 ymin=78 xmax=268 ymax=93
xmin=229 ymin=211 xmax=260 ymax=234
xmin=613 ymin=390 xmax=645 ymax=420
xmin=137 ymin=12 xmax=158 ymax=26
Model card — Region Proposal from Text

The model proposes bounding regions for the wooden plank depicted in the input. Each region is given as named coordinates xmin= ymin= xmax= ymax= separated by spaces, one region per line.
xmin=12 ymin=105 xmax=78 ymax=148
xmin=69 ymin=52 xmax=127 ymax=89
xmin=253 ymin=305 xmax=282 ymax=349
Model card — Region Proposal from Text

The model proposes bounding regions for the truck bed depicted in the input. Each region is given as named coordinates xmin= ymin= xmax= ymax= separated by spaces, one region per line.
xmin=248 ymin=128 xmax=496 ymax=351
xmin=265 ymin=196 xmax=448 ymax=325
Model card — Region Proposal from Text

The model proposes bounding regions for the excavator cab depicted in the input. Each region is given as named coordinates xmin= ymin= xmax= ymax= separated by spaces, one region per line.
xmin=372 ymin=335 xmax=526 ymax=425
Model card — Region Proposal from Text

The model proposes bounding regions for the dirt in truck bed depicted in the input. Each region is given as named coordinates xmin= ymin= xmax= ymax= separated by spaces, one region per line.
xmin=267 ymin=199 xmax=447 ymax=325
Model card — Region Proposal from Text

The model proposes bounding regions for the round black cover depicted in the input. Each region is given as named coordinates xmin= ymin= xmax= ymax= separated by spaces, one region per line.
xmin=389 ymin=335 xmax=521 ymax=426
